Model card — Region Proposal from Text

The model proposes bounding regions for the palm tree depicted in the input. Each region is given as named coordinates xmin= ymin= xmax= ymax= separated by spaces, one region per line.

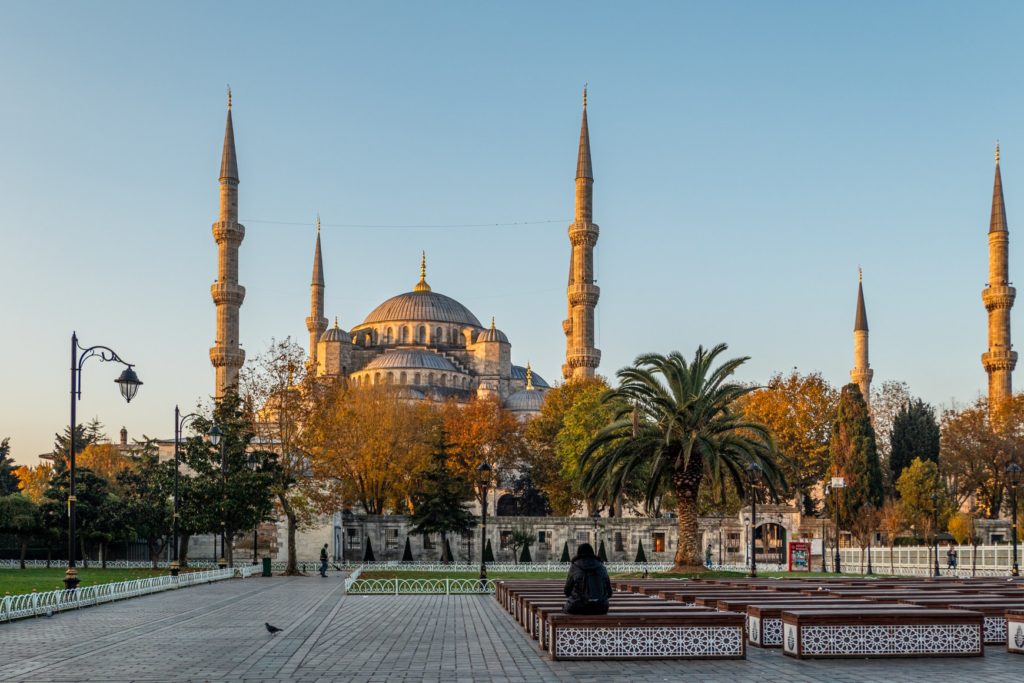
xmin=580 ymin=345 xmax=786 ymax=569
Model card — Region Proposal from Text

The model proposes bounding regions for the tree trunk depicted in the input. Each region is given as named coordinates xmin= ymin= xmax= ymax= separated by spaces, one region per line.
xmin=671 ymin=455 xmax=705 ymax=570
xmin=46 ymin=546 xmax=51 ymax=568
xmin=226 ymin=530 xmax=234 ymax=567
xmin=148 ymin=538 xmax=165 ymax=569
xmin=19 ymin=538 xmax=27 ymax=569
xmin=279 ymin=493 xmax=299 ymax=575
xmin=80 ymin=538 xmax=89 ymax=569
xmin=179 ymin=533 xmax=191 ymax=568
xmin=100 ymin=541 xmax=107 ymax=569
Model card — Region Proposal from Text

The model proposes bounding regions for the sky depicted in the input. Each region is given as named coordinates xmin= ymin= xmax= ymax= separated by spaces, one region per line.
xmin=1 ymin=2 xmax=1022 ymax=464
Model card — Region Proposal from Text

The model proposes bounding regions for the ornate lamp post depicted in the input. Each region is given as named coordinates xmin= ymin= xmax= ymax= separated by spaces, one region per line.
xmin=208 ymin=424 xmax=227 ymax=569
xmin=746 ymin=462 xmax=762 ymax=578
xmin=172 ymin=406 xmax=202 ymax=577
xmin=829 ymin=476 xmax=846 ymax=574
xmin=65 ymin=332 xmax=141 ymax=590
xmin=1007 ymin=462 xmax=1021 ymax=577
xmin=931 ymin=492 xmax=940 ymax=577
xmin=863 ymin=501 xmax=874 ymax=576
xmin=476 ymin=462 xmax=492 ymax=584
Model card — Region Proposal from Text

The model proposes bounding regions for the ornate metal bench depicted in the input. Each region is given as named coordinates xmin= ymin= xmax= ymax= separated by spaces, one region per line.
xmin=781 ymin=608 xmax=985 ymax=659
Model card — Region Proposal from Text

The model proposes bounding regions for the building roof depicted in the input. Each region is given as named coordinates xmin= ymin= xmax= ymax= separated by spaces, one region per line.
xmin=991 ymin=143 xmax=1008 ymax=233
xmin=504 ymin=388 xmax=546 ymax=413
xmin=360 ymin=290 xmax=482 ymax=328
xmin=476 ymin=318 xmax=509 ymax=343
xmin=854 ymin=277 xmax=868 ymax=332
xmin=220 ymin=90 xmax=238 ymax=182
xmin=576 ymin=87 xmax=592 ymax=181
xmin=362 ymin=349 xmax=461 ymax=373
xmin=320 ymin=318 xmax=348 ymax=342
xmin=511 ymin=365 xmax=550 ymax=388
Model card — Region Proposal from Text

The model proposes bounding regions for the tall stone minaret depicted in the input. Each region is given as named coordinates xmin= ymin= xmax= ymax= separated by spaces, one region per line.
xmin=982 ymin=143 xmax=1017 ymax=407
xmin=209 ymin=90 xmax=246 ymax=398
xmin=562 ymin=87 xmax=601 ymax=381
xmin=850 ymin=268 xmax=873 ymax=410
xmin=306 ymin=216 xmax=327 ymax=371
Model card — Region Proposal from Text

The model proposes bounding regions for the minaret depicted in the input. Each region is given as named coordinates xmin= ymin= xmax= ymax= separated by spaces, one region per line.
xmin=209 ymin=89 xmax=246 ymax=399
xmin=850 ymin=268 xmax=873 ymax=410
xmin=982 ymin=142 xmax=1017 ymax=407
xmin=306 ymin=215 xmax=328 ymax=370
xmin=562 ymin=86 xmax=601 ymax=380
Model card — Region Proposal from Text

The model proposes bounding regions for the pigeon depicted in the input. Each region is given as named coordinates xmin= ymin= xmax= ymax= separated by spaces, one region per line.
xmin=265 ymin=622 xmax=283 ymax=635
xmin=332 ymin=563 xmax=343 ymax=572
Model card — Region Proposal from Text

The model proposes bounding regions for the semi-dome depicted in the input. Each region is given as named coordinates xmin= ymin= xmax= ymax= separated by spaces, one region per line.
xmin=504 ymin=388 xmax=546 ymax=413
xmin=512 ymin=365 xmax=549 ymax=388
xmin=361 ymin=290 xmax=482 ymax=328
xmin=363 ymin=349 xmax=460 ymax=373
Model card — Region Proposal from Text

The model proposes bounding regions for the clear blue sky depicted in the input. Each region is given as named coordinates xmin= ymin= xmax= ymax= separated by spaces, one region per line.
xmin=1 ymin=2 xmax=1020 ymax=463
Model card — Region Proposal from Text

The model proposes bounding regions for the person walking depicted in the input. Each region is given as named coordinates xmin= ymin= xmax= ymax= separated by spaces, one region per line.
xmin=562 ymin=543 xmax=612 ymax=615
xmin=319 ymin=543 xmax=329 ymax=578
xmin=947 ymin=545 xmax=958 ymax=571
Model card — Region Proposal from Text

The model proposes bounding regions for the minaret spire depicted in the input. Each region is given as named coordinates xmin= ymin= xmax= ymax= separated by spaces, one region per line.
xmin=983 ymin=143 xmax=1016 ymax=411
xmin=563 ymin=86 xmax=601 ymax=380
xmin=851 ymin=269 xmax=873 ymax=410
xmin=306 ymin=216 xmax=328 ymax=371
xmin=210 ymin=93 xmax=246 ymax=398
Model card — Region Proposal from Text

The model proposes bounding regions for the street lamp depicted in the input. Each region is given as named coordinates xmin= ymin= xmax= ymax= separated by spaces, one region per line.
xmin=476 ymin=462 xmax=492 ymax=584
xmin=931 ymin=492 xmax=940 ymax=578
xmin=249 ymin=453 xmax=260 ymax=565
xmin=65 ymin=332 xmax=141 ymax=590
xmin=1007 ymin=462 xmax=1021 ymax=577
xmin=208 ymin=424 xmax=227 ymax=568
xmin=829 ymin=476 xmax=846 ymax=574
xmin=863 ymin=501 xmax=874 ymax=576
xmin=746 ymin=462 xmax=762 ymax=578
xmin=172 ymin=406 xmax=202 ymax=577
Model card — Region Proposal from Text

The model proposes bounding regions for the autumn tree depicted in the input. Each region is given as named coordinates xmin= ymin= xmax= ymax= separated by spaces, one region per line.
xmin=14 ymin=463 xmax=53 ymax=502
xmin=308 ymin=383 xmax=436 ymax=514
xmin=948 ymin=511 xmax=981 ymax=576
xmin=442 ymin=395 xmax=527 ymax=507
xmin=896 ymin=457 xmax=951 ymax=555
xmin=0 ymin=437 xmax=18 ymax=496
xmin=889 ymin=399 xmax=940 ymax=491
xmin=739 ymin=371 xmax=837 ymax=514
xmin=827 ymin=384 xmax=883 ymax=526
xmin=78 ymin=443 xmax=132 ymax=490
xmin=877 ymin=499 xmax=906 ymax=574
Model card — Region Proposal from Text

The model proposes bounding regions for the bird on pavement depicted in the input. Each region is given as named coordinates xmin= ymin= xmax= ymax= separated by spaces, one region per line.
xmin=265 ymin=622 xmax=283 ymax=634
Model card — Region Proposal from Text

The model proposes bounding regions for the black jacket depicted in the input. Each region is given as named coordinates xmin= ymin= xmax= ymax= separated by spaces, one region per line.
xmin=563 ymin=557 xmax=612 ymax=611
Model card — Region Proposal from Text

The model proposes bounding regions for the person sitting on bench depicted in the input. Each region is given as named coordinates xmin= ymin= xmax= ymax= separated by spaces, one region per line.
xmin=563 ymin=543 xmax=612 ymax=615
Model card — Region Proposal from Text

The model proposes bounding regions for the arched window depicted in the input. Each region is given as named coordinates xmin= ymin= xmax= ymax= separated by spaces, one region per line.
xmin=427 ymin=372 xmax=434 ymax=386
xmin=399 ymin=371 xmax=407 ymax=385
xmin=400 ymin=326 xmax=409 ymax=343
xmin=387 ymin=372 xmax=394 ymax=384
xmin=413 ymin=372 xmax=421 ymax=385
xmin=418 ymin=326 xmax=426 ymax=344
xmin=385 ymin=328 xmax=393 ymax=345
xmin=439 ymin=375 xmax=447 ymax=387
xmin=374 ymin=372 xmax=381 ymax=385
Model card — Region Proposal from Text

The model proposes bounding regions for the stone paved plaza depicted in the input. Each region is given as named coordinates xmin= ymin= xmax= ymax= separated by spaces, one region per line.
xmin=0 ymin=575 xmax=1021 ymax=682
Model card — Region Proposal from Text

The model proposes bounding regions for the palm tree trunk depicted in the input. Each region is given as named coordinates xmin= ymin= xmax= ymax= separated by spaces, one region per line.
xmin=672 ymin=457 xmax=704 ymax=569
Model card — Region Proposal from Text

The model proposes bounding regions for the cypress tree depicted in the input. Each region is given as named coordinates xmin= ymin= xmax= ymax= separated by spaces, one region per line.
xmin=560 ymin=541 xmax=570 ymax=562
xmin=519 ymin=542 xmax=532 ymax=563
xmin=889 ymin=399 xmax=940 ymax=491
xmin=401 ymin=536 xmax=413 ymax=562
xmin=483 ymin=538 xmax=495 ymax=563
xmin=363 ymin=537 xmax=375 ymax=562
xmin=442 ymin=537 xmax=453 ymax=563
xmin=408 ymin=430 xmax=477 ymax=556
xmin=598 ymin=539 xmax=607 ymax=561
xmin=828 ymin=383 xmax=884 ymax=524
xmin=635 ymin=540 xmax=647 ymax=563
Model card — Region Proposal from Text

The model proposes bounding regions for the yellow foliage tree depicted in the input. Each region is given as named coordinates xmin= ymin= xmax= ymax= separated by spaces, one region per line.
xmin=77 ymin=443 xmax=131 ymax=488
xmin=15 ymin=463 xmax=52 ymax=502
xmin=441 ymin=395 xmax=527 ymax=500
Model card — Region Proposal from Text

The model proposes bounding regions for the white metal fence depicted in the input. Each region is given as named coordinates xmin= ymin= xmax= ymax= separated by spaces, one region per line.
xmin=348 ymin=561 xmax=674 ymax=573
xmin=0 ymin=559 xmax=345 ymax=572
xmin=837 ymin=544 xmax=1020 ymax=577
xmin=1 ymin=565 xmax=259 ymax=623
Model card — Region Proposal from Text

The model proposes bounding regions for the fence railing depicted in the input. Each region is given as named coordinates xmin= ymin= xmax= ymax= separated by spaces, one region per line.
xmin=836 ymin=544 xmax=1020 ymax=577
xmin=347 ymin=561 xmax=674 ymax=573
xmin=0 ymin=559 xmax=346 ymax=572
xmin=346 ymin=577 xmax=497 ymax=595
xmin=0 ymin=566 xmax=255 ymax=623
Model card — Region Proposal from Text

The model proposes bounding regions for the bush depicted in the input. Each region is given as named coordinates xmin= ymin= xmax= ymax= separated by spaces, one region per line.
xmin=483 ymin=538 xmax=495 ymax=563
xmin=560 ymin=541 xmax=570 ymax=562
xmin=363 ymin=537 xmax=375 ymax=562
xmin=635 ymin=540 xmax=647 ymax=563
xmin=402 ymin=537 xmax=413 ymax=562
xmin=519 ymin=543 xmax=532 ymax=563
xmin=598 ymin=540 xmax=607 ymax=562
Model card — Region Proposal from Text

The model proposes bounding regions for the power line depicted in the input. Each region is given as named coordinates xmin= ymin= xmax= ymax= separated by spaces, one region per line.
xmin=242 ymin=218 xmax=567 ymax=229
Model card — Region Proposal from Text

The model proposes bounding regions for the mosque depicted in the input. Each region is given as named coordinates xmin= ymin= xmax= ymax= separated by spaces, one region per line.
xmin=208 ymin=89 xmax=603 ymax=417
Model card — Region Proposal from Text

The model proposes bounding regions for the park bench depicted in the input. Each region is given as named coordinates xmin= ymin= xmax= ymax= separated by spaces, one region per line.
xmin=898 ymin=598 xmax=1024 ymax=644
xmin=1007 ymin=609 xmax=1024 ymax=654
xmin=746 ymin=602 xmax=908 ymax=648
xmin=546 ymin=610 xmax=746 ymax=660
xmin=780 ymin=608 xmax=985 ymax=659
xmin=521 ymin=595 xmax=660 ymax=637
xmin=533 ymin=603 xmax=714 ymax=649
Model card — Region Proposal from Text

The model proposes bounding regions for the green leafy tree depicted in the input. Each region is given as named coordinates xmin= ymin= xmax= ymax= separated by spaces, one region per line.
xmin=0 ymin=494 xmax=44 ymax=567
xmin=50 ymin=424 xmax=97 ymax=472
xmin=827 ymin=384 xmax=883 ymax=526
xmin=890 ymin=399 xmax=941 ymax=491
xmin=896 ymin=458 xmax=951 ymax=535
xmin=508 ymin=528 xmax=534 ymax=565
xmin=0 ymin=438 xmax=19 ymax=496
xmin=580 ymin=346 xmax=785 ymax=569
xmin=181 ymin=393 xmax=279 ymax=566
xmin=408 ymin=431 xmax=477 ymax=563
xmin=117 ymin=445 xmax=174 ymax=568
xmin=40 ymin=467 xmax=112 ymax=567
xmin=519 ymin=542 xmax=532 ymax=563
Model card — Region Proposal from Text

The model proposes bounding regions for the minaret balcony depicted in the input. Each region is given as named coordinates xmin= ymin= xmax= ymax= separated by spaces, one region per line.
xmin=982 ymin=349 xmax=1018 ymax=372
xmin=568 ymin=283 xmax=600 ymax=307
xmin=210 ymin=346 xmax=246 ymax=368
xmin=210 ymin=282 xmax=246 ymax=306
xmin=569 ymin=223 xmax=600 ymax=246
xmin=568 ymin=348 xmax=602 ymax=368
xmin=211 ymin=220 xmax=246 ymax=244
xmin=982 ymin=285 xmax=1016 ymax=311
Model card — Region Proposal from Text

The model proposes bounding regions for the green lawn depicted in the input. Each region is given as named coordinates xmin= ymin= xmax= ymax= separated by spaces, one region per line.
xmin=0 ymin=568 xmax=173 ymax=595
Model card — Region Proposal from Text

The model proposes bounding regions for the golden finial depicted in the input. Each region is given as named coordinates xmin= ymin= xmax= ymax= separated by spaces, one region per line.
xmin=413 ymin=251 xmax=431 ymax=292
xmin=333 ymin=316 xmax=339 ymax=329
xmin=996 ymin=140 xmax=1001 ymax=164
xmin=227 ymin=85 xmax=232 ymax=110
xmin=490 ymin=317 xmax=496 ymax=330
xmin=526 ymin=362 xmax=534 ymax=390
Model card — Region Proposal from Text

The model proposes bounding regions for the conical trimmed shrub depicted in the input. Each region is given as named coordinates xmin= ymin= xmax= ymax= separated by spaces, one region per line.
xmin=635 ymin=539 xmax=647 ymax=563
xmin=519 ymin=543 xmax=532 ymax=563
xmin=402 ymin=537 xmax=413 ymax=562
xmin=442 ymin=537 xmax=453 ymax=563
xmin=560 ymin=541 xmax=570 ymax=562
xmin=363 ymin=537 xmax=375 ymax=562
xmin=598 ymin=540 xmax=607 ymax=562
xmin=483 ymin=538 xmax=495 ymax=563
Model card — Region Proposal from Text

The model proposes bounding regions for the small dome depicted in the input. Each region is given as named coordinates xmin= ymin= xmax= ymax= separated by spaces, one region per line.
xmin=511 ymin=365 xmax=549 ymax=388
xmin=476 ymin=317 xmax=509 ymax=343
xmin=504 ymin=388 xmax=546 ymax=413
xmin=363 ymin=349 xmax=460 ymax=373
xmin=319 ymin=318 xmax=348 ymax=343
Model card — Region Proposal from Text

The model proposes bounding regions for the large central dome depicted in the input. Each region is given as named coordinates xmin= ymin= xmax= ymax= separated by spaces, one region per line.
xmin=359 ymin=254 xmax=483 ymax=328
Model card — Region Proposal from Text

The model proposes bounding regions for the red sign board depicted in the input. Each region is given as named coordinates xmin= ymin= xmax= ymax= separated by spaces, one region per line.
xmin=788 ymin=541 xmax=812 ymax=572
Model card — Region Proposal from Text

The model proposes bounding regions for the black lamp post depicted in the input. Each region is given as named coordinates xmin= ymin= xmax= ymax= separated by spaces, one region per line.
xmin=249 ymin=453 xmax=260 ymax=565
xmin=476 ymin=462 xmax=492 ymax=584
xmin=746 ymin=462 xmax=762 ymax=578
xmin=1007 ymin=462 xmax=1021 ymax=577
xmin=208 ymin=424 xmax=227 ymax=569
xmin=931 ymin=492 xmax=940 ymax=577
xmin=65 ymin=332 xmax=141 ymax=590
xmin=863 ymin=501 xmax=874 ymax=576
xmin=830 ymin=477 xmax=846 ymax=574
xmin=172 ymin=406 xmax=201 ymax=577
